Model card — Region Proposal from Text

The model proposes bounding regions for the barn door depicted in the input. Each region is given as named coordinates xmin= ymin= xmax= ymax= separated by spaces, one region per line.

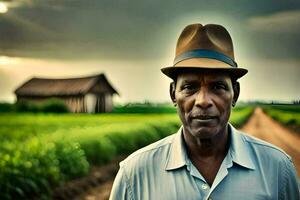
xmin=95 ymin=94 xmax=106 ymax=113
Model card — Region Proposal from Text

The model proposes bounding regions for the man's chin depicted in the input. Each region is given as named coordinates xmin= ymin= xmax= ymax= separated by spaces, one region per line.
xmin=191 ymin=126 xmax=219 ymax=139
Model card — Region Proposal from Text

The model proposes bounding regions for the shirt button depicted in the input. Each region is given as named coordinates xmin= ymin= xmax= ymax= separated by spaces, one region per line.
xmin=201 ymin=184 xmax=209 ymax=190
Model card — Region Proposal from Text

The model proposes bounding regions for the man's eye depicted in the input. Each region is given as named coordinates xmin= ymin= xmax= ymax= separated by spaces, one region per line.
xmin=213 ymin=84 xmax=227 ymax=90
xmin=182 ymin=84 xmax=195 ymax=90
xmin=183 ymin=85 xmax=191 ymax=89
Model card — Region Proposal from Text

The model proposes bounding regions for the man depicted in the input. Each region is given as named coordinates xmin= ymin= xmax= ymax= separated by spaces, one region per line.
xmin=109 ymin=23 xmax=300 ymax=200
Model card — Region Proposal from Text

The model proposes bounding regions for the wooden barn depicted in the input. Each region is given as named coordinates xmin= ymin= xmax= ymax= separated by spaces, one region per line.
xmin=14 ymin=73 xmax=119 ymax=113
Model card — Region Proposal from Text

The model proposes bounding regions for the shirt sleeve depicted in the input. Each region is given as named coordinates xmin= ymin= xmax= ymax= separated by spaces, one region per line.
xmin=109 ymin=165 xmax=134 ymax=200
xmin=281 ymin=158 xmax=300 ymax=200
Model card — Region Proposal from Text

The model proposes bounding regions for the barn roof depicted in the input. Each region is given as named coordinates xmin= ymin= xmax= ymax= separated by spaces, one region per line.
xmin=15 ymin=73 xmax=118 ymax=97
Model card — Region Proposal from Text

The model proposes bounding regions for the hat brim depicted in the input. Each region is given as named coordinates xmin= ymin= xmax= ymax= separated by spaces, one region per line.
xmin=161 ymin=66 xmax=248 ymax=80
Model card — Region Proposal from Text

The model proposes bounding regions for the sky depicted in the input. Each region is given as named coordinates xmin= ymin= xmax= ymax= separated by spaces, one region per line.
xmin=0 ymin=0 xmax=299 ymax=103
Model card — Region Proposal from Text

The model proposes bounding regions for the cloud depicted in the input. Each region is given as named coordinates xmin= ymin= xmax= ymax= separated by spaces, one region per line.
xmin=245 ymin=10 xmax=300 ymax=59
xmin=248 ymin=10 xmax=300 ymax=33
xmin=1 ymin=1 xmax=300 ymax=60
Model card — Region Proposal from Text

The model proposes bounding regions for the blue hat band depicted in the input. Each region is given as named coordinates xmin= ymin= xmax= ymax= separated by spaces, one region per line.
xmin=174 ymin=49 xmax=237 ymax=68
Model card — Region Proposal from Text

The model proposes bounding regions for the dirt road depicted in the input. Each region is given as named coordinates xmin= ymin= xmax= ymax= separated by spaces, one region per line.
xmin=241 ymin=107 xmax=300 ymax=176
xmin=75 ymin=180 xmax=114 ymax=200
xmin=76 ymin=107 xmax=300 ymax=200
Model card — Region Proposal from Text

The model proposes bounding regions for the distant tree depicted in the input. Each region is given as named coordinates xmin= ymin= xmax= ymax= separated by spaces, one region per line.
xmin=40 ymin=99 xmax=70 ymax=113
xmin=0 ymin=102 xmax=14 ymax=112
xmin=15 ymin=99 xmax=69 ymax=113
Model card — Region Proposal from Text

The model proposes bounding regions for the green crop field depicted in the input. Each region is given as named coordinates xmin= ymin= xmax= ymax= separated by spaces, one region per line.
xmin=262 ymin=105 xmax=300 ymax=127
xmin=230 ymin=106 xmax=254 ymax=127
xmin=0 ymin=106 xmax=253 ymax=199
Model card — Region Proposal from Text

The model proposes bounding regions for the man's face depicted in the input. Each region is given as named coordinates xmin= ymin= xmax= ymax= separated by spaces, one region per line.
xmin=170 ymin=71 xmax=239 ymax=139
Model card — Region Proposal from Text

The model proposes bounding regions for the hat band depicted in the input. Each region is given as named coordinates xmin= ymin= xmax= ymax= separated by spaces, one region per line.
xmin=174 ymin=49 xmax=237 ymax=67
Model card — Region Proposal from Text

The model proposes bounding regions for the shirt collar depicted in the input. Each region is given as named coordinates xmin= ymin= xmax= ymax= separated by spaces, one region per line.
xmin=165 ymin=124 xmax=255 ymax=171
xmin=165 ymin=126 xmax=187 ymax=170
xmin=229 ymin=124 xmax=255 ymax=170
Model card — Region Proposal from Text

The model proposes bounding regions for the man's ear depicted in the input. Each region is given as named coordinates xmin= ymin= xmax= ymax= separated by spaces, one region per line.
xmin=232 ymin=82 xmax=240 ymax=107
xmin=169 ymin=82 xmax=177 ymax=106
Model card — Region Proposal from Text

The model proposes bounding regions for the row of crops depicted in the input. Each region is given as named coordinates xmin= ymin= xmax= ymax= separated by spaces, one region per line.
xmin=262 ymin=105 xmax=300 ymax=128
xmin=0 ymin=107 xmax=253 ymax=199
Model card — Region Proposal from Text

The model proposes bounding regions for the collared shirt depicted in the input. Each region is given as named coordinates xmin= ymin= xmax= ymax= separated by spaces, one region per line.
xmin=109 ymin=124 xmax=300 ymax=200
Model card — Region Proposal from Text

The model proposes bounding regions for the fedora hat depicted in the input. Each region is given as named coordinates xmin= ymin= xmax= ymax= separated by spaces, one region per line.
xmin=161 ymin=23 xmax=248 ymax=79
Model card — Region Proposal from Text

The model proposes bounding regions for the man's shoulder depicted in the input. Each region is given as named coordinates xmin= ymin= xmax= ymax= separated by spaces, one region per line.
xmin=238 ymin=130 xmax=292 ymax=161
xmin=119 ymin=133 xmax=176 ymax=168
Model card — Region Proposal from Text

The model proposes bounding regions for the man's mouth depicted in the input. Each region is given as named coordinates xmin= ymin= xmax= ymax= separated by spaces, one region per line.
xmin=191 ymin=115 xmax=218 ymax=122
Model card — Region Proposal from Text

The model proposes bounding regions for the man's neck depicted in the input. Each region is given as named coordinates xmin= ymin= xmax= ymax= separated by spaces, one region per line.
xmin=182 ymin=125 xmax=230 ymax=185
xmin=183 ymin=125 xmax=230 ymax=160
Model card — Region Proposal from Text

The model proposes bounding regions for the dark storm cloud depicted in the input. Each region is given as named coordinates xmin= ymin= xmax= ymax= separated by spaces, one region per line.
xmin=1 ymin=0 xmax=300 ymax=59
xmin=246 ymin=10 xmax=300 ymax=59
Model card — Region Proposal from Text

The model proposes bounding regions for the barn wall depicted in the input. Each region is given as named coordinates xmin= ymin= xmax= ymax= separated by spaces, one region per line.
xmin=85 ymin=94 xmax=97 ymax=113
xmin=64 ymin=96 xmax=85 ymax=113
xmin=84 ymin=93 xmax=113 ymax=113
xmin=105 ymin=94 xmax=113 ymax=112
xmin=89 ymin=80 xmax=116 ymax=113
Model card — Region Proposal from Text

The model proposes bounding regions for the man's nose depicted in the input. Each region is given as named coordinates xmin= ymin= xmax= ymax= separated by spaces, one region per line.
xmin=195 ymin=88 xmax=213 ymax=109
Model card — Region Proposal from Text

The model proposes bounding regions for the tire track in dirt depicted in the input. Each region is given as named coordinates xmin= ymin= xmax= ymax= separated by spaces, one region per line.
xmin=241 ymin=107 xmax=300 ymax=177
xmin=53 ymin=156 xmax=123 ymax=200
xmin=75 ymin=180 xmax=114 ymax=200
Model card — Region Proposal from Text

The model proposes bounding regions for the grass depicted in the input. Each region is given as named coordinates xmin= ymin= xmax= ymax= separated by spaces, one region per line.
xmin=0 ymin=113 xmax=178 ymax=141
